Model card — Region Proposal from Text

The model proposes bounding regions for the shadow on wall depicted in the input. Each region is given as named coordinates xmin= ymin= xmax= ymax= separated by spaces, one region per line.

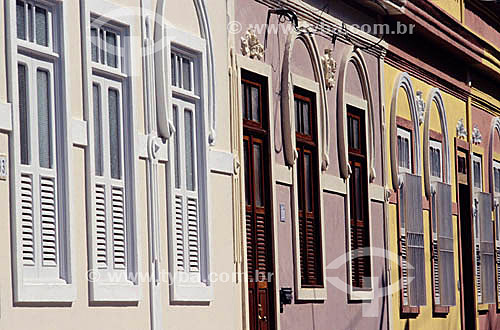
xmin=343 ymin=272 xmax=388 ymax=330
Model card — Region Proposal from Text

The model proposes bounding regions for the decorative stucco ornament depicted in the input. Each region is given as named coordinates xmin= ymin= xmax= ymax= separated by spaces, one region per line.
xmin=241 ymin=29 xmax=264 ymax=60
xmin=416 ymin=91 xmax=425 ymax=126
xmin=472 ymin=125 xmax=482 ymax=145
xmin=456 ymin=119 xmax=467 ymax=139
xmin=321 ymin=49 xmax=336 ymax=90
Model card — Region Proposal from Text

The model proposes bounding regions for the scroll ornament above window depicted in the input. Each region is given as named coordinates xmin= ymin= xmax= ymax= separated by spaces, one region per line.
xmin=389 ymin=72 xmax=421 ymax=191
xmin=281 ymin=27 xmax=330 ymax=170
xmin=321 ymin=49 xmax=336 ymax=90
xmin=241 ymin=28 xmax=264 ymax=61
xmin=472 ymin=126 xmax=482 ymax=145
xmin=456 ymin=119 xmax=467 ymax=139
xmin=337 ymin=45 xmax=376 ymax=181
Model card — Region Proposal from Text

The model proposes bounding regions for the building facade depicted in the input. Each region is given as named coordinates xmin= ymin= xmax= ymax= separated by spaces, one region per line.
xmin=1 ymin=1 xmax=500 ymax=330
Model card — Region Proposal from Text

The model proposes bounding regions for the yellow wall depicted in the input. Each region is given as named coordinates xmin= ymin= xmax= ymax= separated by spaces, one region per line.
xmin=384 ymin=64 xmax=466 ymax=330
xmin=430 ymin=0 xmax=463 ymax=22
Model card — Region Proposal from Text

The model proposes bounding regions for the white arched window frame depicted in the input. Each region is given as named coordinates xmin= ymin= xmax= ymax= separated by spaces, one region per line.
xmin=389 ymin=73 xmax=426 ymax=309
xmin=6 ymin=0 xmax=76 ymax=303
xmin=281 ymin=29 xmax=330 ymax=171
xmin=337 ymin=45 xmax=377 ymax=300
xmin=154 ymin=0 xmax=216 ymax=145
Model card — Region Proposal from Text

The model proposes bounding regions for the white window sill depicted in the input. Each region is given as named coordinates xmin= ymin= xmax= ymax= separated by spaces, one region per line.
xmin=15 ymin=281 xmax=76 ymax=304
xmin=349 ymin=289 xmax=374 ymax=301
xmin=89 ymin=279 xmax=140 ymax=303
xmin=170 ymin=281 xmax=214 ymax=303
xmin=295 ymin=286 xmax=327 ymax=301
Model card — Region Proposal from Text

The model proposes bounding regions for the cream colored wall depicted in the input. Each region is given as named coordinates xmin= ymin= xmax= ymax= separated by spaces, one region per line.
xmin=0 ymin=0 xmax=242 ymax=329
xmin=384 ymin=64 xmax=466 ymax=330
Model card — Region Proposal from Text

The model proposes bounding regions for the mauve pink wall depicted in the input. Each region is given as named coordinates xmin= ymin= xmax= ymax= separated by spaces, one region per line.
xmin=236 ymin=1 xmax=387 ymax=329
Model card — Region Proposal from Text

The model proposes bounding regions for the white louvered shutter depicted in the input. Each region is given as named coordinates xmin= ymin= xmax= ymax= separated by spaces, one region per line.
xmin=401 ymin=173 xmax=426 ymax=306
xmin=172 ymin=98 xmax=202 ymax=283
xmin=17 ymin=55 xmax=61 ymax=282
xmin=91 ymin=77 xmax=128 ymax=278
xmin=435 ymin=182 xmax=456 ymax=306
xmin=478 ymin=192 xmax=495 ymax=304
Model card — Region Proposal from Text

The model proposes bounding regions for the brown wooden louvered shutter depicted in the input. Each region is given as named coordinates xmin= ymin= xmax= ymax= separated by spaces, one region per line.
xmin=402 ymin=172 xmax=426 ymax=306
xmin=478 ymin=192 xmax=495 ymax=304
xmin=435 ymin=182 xmax=456 ymax=306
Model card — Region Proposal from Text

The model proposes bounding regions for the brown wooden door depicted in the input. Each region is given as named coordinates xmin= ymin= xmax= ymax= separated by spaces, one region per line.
xmin=242 ymin=74 xmax=275 ymax=330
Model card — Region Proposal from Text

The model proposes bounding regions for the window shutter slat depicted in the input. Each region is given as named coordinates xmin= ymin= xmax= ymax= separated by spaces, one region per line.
xmin=21 ymin=173 xmax=35 ymax=266
xmin=95 ymin=184 xmax=107 ymax=268
xmin=175 ymin=194 xmax=185 ymax=272
xmin=436 ymin=182 xmax=456 ymax=306
xmin=40 ymin=176 xmax=57 ymax=267
xmin=478 ymin=192 xmax=495 ymax=304
xmin=111 ymin=186 xmax=126 ymax=269
xmin=403 ymin=173 xmax=426 ymax=306
xmin=187 ymin=197 xmax=200 ymax=272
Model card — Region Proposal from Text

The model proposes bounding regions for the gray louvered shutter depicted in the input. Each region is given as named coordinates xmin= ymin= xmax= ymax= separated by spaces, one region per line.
xmin=402 ymin=173 xmax=426 ymax=306
xmin=495 ymin=201 xmax=500 ymax=304
xmin=479 ymin=192 xmax=495 ymax=304
xmin=172 ymin=98 xmax=202 ymax=282
xmin=435 ymin=182 xmax=456 ymax=306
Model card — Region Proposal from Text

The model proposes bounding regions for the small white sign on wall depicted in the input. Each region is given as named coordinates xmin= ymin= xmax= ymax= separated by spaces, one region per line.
xmin=280 ymin=203 xmax=286 ymax=223
xmin=0 ymin=154 xmax=7 ymax=181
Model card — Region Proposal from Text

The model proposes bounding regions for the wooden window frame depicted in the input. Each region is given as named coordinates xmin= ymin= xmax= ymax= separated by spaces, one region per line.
xmin=347 ymin=106 xmax=372 ymax=294
xmin=290 ymin=73 xmax=326 ymax=301
xmin=294 ymin=89 xmax=323 ymax=289
xmin=396 ymin=116 xmax=420 ymax=315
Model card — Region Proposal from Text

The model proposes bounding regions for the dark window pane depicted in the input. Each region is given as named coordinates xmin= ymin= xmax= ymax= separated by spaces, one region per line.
xmin=305 ymin=152 xmax=313 ymax=212
xmin=27 ymin=4 xmax=33 ymax=42
xmin=35 ymin=7 xmax=48 ymax=46
xmin=474 ymin=160 xmax=481 ymax=188
xmin=295 ymin=99 xmax=301 ymax=133
xmin=173 ymin=105 xmax=180 ymax=189
xmin=18 ymin=64 xmax=29 ymax=165
xmin=243 ymin=139 xmax=251 ymax=205
xmin=99 ymin=30 xmax=105 ymax=64
xmin=253 ymin=143 xmax=263 ymax=207
xmin=37 ymin=69 xmax=51 ymax=169
xmin=91 ymin=28 xmax=99 ymax=62
xmin=17 ymin=1 xmax=26 ymax=40
xmin=182 ymin=57 xmax=191 ymax=91
xmin=108 ymin=88 xmax=121 ymax=179
xmin=106 ymin=31 xmax=117 ymax=68
xmin=93 ymin=84 xmax=103 ymax=176
xmin=303 ymin=101 xmax=310 ymax=136
xmin=352 ymin=118 xmax=359 ymax=150
xmin=250 ymin=85 xmax=260 ymax=122
xmin=495 ymin=168 xmax=500 ymax=193
xmin=171 ymin=54 xmax=177 ymax=87
xmin=184 ymin=110 xmax=195 ymax=191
